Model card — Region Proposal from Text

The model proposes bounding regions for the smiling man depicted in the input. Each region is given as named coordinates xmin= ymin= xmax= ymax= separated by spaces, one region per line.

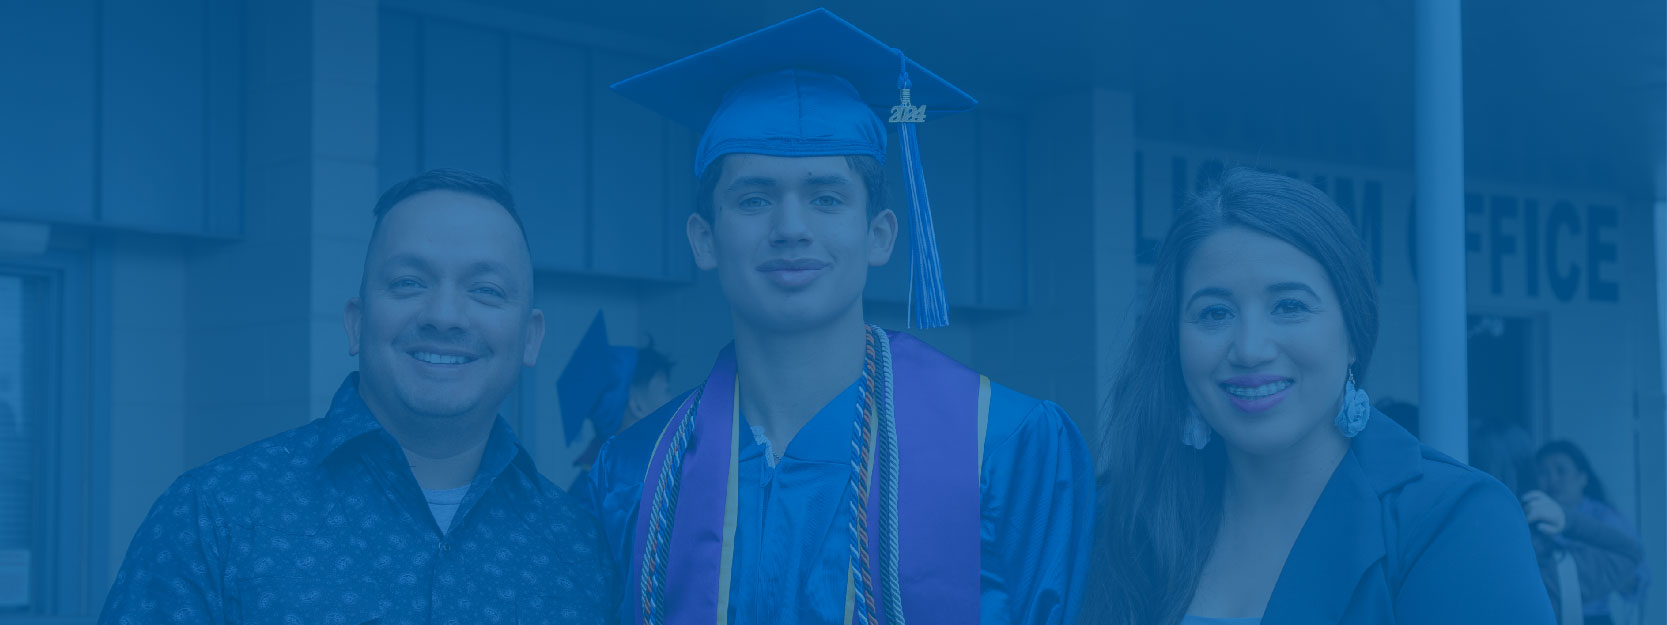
xmin=585 ymin=10 xmax=1094 ymax=625
xmin=100 ymin=169 xmax=617 ymax=624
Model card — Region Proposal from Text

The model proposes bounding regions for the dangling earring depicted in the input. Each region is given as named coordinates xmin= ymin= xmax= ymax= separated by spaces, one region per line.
xmin=1182 ymin=403 xmax=1212 ymax=450
xmin=1335 ymin=368 xmax=1371 ymax=438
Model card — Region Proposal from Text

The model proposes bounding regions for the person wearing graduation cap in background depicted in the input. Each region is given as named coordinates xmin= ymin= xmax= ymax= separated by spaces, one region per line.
xmin=559 ymin=311 xmax=675 ymax=496
xmin=584 ymin=9 xmax=1094 ymax=625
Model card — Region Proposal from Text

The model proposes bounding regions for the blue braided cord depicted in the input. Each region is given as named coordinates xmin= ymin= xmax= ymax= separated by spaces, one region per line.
xmin=872 ymin=327 xmax=906 ymax=624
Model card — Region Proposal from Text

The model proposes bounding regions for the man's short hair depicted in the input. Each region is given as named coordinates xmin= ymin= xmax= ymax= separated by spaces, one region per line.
xmin=373 ymin=168 xmax=526 ymax=243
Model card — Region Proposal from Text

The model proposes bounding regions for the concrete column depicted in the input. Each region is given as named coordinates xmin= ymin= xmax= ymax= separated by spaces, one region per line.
xmin=185 ymin=0 xmax=380 ymax=465
xmin=1413 ymin=0 xmax=1470 ymax=461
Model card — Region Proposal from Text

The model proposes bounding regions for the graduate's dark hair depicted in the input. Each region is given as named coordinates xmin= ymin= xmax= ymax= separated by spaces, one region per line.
xmin=632 ymin=336 xmax=675 ymax=388
xmin=694 ymin=154 xmax=888 ymax=224
xmin=1084 ymin=167 xmax=1379 ymax=625
xmin=1536 ymin=440 xmax=1609 ymax=505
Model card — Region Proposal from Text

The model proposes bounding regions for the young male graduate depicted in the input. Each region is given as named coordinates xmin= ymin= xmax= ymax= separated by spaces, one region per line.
xmin=586 ymin=9 xmax=1094 ymax=625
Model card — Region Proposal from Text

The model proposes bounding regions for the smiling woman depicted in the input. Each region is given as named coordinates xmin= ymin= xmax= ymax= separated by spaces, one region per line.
xmin=1085 ymin=167 xmax=1554 ymax=625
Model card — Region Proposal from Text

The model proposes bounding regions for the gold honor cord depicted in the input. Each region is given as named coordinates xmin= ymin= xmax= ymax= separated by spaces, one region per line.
xmin=716 ymin=383 xmax=741 ymax=624
xmin=976 ymin=376 xmax=991 ymax=476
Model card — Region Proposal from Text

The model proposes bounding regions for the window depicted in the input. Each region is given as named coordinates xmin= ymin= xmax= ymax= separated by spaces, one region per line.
xmin=0 ymin=252 xmax=103 ymax=623
xmin=0 ymin=275 xmax=31 ymax=611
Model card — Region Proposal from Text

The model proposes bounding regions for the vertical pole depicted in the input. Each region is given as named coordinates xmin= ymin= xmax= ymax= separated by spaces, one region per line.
xmin=1414 ymin=0 xmax=1470 ymax=461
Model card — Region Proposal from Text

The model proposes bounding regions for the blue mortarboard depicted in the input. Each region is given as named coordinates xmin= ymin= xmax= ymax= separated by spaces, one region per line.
xmin=557 ymin=311 xmax=638 ymax=446
xmin=611 ymin=8 xmax=976 ymax=329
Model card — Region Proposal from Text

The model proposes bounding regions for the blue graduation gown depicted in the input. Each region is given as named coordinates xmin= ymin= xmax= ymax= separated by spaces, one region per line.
xmin=587 ymin=377 xmax=1094 ymax=625
xmin=1259 ymin=412 xmax=1555 ymax=624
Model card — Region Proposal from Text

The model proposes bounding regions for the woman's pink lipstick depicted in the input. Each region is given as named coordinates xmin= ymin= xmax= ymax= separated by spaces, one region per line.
xmin=1220 ymin=374 xmax=1293 ymax=414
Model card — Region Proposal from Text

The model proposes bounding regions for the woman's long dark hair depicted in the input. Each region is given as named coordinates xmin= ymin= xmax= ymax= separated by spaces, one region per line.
xmin=1536 ymin=439 xmax=1609 ymax=505
xmin=1083 ymin=168 xmax=1380 ymax=624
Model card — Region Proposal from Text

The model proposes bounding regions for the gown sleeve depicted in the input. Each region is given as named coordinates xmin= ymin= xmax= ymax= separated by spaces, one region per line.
xmin=587 ymin=390 xmax=690 ymax=625
xmin=978 ymin=397 xmax=1096 ymax=625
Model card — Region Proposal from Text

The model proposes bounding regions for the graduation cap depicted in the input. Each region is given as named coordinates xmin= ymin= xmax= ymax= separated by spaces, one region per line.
xmin=557 ymin=311 xmax=638 ymax=446
xmin=611 ymin=8 xmax=976 ymax=329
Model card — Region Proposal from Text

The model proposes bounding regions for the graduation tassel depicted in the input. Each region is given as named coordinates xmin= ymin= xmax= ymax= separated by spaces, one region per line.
xmin=892 ymin=59 xmax=950 ymax=329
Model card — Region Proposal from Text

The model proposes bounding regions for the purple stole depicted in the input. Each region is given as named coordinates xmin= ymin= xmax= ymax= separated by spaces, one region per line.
xmin=627 ymin=330 xmax=983 ymax=624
